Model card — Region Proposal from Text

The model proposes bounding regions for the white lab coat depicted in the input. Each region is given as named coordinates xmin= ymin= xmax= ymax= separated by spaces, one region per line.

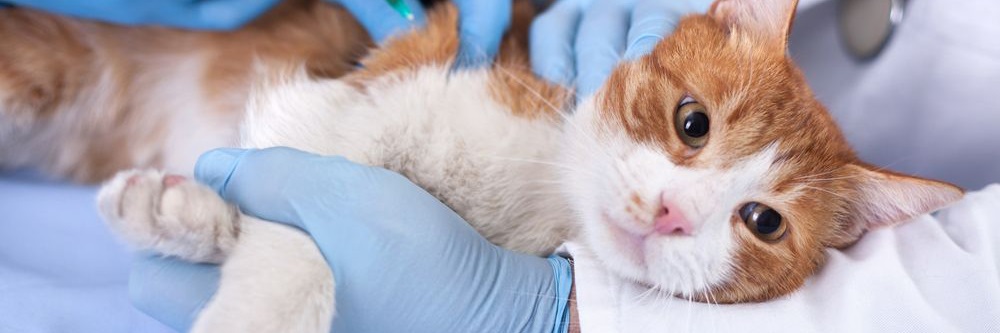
xmin=791 ymin=0 xmax=1000 ymax=190
xmin=568 ymin=1 xmax=1000 ymax=331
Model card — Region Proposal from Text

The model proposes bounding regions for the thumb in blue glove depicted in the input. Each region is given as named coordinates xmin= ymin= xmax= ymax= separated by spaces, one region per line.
xmin=331 ymin=0 xmax=510 ymax=68
xmin=530 ymin=0 xmax=714 ymax=97
xmin=453 ymin=0 xmax=511 ymax=68
xmin=128 ymin=253 xmax=221 ymax=332
xmin=131 ymin=147 xmax=575 ymax=333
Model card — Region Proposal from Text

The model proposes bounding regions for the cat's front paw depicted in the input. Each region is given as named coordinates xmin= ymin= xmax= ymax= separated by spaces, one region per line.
xmin=97 ymin=169 xmax=239 ymax=263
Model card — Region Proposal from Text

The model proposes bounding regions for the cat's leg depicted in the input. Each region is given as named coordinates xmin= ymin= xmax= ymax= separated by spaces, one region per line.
xmin=98 ymin=169 xmax=239 ymax=263
xmin=192 ymin=218 xmax=334 ymax=333
xmin=97 ymin=170 xmax=335 ymax=333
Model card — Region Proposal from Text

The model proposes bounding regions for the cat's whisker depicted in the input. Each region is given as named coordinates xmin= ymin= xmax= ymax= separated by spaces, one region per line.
xmin=645 ymin=284 xmax=675 ymax=332
xmin=792 ymin=168 xmax=840 ymax=181
xmin=472 ymin=153 xmax=604 ymax=179
xmin=493 ymin=65 xmax=567 ymax=115
xmin=795 ymin=157 xmax=913 ymax=188
xmin=793 ymin=168 xmax=869 ymax=184
xmin=704 ymin=279 xmax=720 ymax=307
xmin=641 ymin=284 xmax=671 ymax=333
xmin=685 ymin=290 xmax=695 ymax=333
xmin=666 ymin=282 xmax=679 ymax=317
xmin=677 ymin=256 xmax=706 ymax=332
xmin=865 ymin=155 xmax=914 ymax=174
xmin=634 ymin=282 xmax=672 ymax=333
xmin=492 ymin=66 xmax=613 ymax=162
xmin=799 ymin=184 xmax=853 ymax=202
xmin=701 ymin=280 xmax=721 ymax=333
xmin=797 ymin=175 xmax=863 ymax=183
xmin=632 ymin=283 xmax=661 ymax=304
xmin=492 ymin=66 xmax=578 ymax=133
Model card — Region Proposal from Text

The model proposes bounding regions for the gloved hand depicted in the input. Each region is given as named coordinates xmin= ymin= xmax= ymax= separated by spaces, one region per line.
xmin=2 ymin=0 xmax=508 ymax=66
xmin=331 ymin=0 xmax=510 ymax=67
xmin=130 ymin=147 xmax=574 ymax=333
xmin=1 ymin=0 xmax=281 ymax=30
xmin=129 ymin=254 xmax=222 ymax=331
xmin=530 ymin=0 xmax=714 ymax=96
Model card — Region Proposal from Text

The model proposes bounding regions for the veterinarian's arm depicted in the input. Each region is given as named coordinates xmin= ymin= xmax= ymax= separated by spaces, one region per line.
xmin=331 ymin=0 xmax=509 ymax=67
xmin=530 ymin=0 xmax=714 ymax=96
xmin=1 ymin=0 xmax=281 ymax=30
xmin=131 ymin=147 xmax=575 ymax=333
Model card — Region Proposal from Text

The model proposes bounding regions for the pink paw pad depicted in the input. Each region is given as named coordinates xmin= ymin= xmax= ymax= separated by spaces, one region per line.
xmin=162 ymin=175 xmax=187 ymax=188
xmin=126 ymin=175 xmax=143 ymax=187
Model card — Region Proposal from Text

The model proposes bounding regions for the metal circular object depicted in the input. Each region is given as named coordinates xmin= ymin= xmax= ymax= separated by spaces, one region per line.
xmin=838 ymin=0 xmax=905 ymax=60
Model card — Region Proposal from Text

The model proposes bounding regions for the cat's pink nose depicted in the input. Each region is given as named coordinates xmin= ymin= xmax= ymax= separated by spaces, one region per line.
xmin=653 ymin=200 xmax=692 ymax=236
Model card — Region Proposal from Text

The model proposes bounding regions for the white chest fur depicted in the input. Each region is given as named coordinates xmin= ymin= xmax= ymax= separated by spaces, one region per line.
xmin=239 ymin=65 xmax=573 ymax=254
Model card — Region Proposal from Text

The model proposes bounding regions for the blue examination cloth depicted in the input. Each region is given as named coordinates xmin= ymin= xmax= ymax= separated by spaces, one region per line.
xmin=0 ymin=171 xmax=174 ymax=333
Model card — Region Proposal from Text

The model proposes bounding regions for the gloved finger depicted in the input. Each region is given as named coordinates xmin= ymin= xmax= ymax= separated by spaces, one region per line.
xmin=530 ymin=0 xmax=584 ymax=87
xmin=623 ymin=0 xmax=714 ymax=60
xmin=575 ymin=0 xmax=633 ymax=97
xmin=332 ymin=0 xmax=426 ymax=43
xmin=193 ymin=147 xmax=377 ymax=231
xmin=129 ymin=253 xmax=220 ymax=332
xmin=453 ymin=0 xmax=511 ymax=68
xmin=154 ymin=0 xmax=283 ymax=30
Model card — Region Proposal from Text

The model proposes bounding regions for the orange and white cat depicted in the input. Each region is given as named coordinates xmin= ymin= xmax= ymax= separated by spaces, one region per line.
xmin=2 ymin=0 xmax=963 ymax=332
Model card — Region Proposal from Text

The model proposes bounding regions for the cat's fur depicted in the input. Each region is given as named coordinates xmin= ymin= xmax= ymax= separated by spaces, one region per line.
xmin=3 ymin=0 xmax=963 ymax=332
xmin=0 ymin=0 xmax=369 ymax=182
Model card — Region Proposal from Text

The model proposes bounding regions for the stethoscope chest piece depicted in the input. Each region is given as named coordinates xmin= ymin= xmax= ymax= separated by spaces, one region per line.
xmin=838 ymin=0 xmax=905 ymax=60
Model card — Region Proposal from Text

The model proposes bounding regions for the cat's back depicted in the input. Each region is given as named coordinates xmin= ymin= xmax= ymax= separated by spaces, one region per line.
xmin=0 ymin=0 xmax=369 ymax=182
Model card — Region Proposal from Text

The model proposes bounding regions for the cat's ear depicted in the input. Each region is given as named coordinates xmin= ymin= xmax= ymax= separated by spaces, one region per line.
xmin=829 ymin=164 xmax=964 ymax=247
xmin=709 ymin=0 xmax=800 ymax=48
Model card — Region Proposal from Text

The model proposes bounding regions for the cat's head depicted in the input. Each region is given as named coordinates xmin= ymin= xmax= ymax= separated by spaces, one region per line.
xmin=562 ymin=0 xmax=963 ymax=303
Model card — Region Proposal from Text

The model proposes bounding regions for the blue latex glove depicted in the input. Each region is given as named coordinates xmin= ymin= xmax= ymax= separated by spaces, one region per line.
xmin=1 ymin=0 xmax=281 ymax=30
xmin=530 ymin=0 xmax=714 ymax=96
xmin=330 ymin=0 xmax=510 ymax=67
xmin=130 ymin=147 xmax=574 ymax=333
xmin=2 ymin=0 xmax=508 ymax=66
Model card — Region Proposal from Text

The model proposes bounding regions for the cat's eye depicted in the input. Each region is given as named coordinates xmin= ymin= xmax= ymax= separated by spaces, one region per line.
xmin=739 ymin=202 xmax=786 ymax=242
xmin=674 ymin=99 xmax=710 ymax=148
